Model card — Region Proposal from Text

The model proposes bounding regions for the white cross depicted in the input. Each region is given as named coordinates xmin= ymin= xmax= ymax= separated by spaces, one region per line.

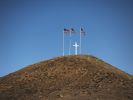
xmin=73 ymin=42 xmax=79 ymax=55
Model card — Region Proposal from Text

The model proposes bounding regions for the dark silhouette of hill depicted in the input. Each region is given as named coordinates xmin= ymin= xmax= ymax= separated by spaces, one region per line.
xmin=0 ymin=55 xmax=133 ymax=100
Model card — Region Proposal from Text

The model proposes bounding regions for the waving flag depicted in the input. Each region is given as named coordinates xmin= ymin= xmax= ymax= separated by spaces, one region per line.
xmin=70 ymin=28 xmax=76 ymax=33
xmin=80 ymin=27 xmax=86 ymax=36
xmin=64 ymin=28 xmax=70 ymax=34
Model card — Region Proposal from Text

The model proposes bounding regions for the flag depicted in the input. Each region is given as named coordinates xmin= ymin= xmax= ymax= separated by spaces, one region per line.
xmin=64 ymin=28 xmax=70 ymax=34
xmin=70 ymin=28 xmax=76 ymax=33
xmin=80 ymin=27 xmax=86 ymax=36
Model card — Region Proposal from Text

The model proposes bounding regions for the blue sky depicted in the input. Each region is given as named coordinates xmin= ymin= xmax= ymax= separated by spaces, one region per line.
xmin=0 ymin=0 xmax=133 ymax=76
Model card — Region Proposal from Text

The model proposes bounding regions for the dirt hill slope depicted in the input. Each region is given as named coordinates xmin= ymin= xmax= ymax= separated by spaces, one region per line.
xmin=0 ymin=55 xmax=133 ymax=100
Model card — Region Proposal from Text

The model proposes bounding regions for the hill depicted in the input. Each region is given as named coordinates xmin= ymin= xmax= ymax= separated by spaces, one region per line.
xmin=0 ymin=55 xmax=133 ymax=100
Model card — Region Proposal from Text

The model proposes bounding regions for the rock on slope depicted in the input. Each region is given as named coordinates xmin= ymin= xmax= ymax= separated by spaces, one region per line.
xmin=0 ymin=55 xmax=133 ymax=100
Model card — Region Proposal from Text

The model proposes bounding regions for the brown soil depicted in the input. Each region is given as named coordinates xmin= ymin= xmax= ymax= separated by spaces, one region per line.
xmin=0 ymin=55 xmax=133 ymax=100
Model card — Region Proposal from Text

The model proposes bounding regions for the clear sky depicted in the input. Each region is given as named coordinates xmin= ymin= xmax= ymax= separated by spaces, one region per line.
xmin=0 ymin=0 xmax=133 ymax=76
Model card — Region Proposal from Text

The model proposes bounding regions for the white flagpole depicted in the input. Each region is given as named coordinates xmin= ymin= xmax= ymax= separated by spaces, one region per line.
xmin=80 ymin=27 xmax=82 ymax=54
xmin=69 ymin=30 xmax=71 ymax=55
xmin=63 ymin=30 xmax=64 ymax=56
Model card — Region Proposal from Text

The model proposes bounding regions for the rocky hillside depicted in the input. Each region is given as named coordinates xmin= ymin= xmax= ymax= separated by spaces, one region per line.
xmin=0 ymin=55 xmax=133 ymax=100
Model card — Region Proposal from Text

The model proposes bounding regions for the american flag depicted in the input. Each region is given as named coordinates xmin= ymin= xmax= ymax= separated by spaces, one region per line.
xmin=70 ymin=28 xmax=76 ymax=33
xmin=64 ymin=28 xmax=70 ymax=33
xmin=80 ymin=27 xmax=86 ymax=36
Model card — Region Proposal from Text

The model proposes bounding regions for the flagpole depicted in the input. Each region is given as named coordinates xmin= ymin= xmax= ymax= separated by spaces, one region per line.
xmin=80 ymin=27 xmax=81 ymax=54
xmin=69 ymin=31 xmax=71 ymax=55
xmin=63 ymin=30 xmax=64 ymax=56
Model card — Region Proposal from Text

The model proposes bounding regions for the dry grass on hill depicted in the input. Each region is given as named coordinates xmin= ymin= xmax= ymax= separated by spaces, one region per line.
xmin=0 ymin=55 xmax=133 ymax=100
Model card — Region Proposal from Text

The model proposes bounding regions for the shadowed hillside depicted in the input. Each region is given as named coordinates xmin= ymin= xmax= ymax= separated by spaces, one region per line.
xmin=0 ymin=55 xmax=133 ymax=100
